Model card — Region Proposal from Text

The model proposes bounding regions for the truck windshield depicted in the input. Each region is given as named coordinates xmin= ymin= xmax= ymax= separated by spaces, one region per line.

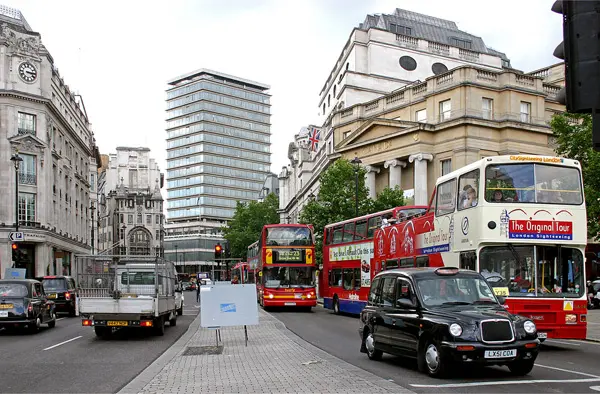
xmin=479 ymin=245 xmax=585 ymax=298
xmin=266 ymin=227 xmax=312 ymax=246
xmin=485 ymin=163 xmax=582 ymax=204
xmin=263 ymin=267 xmax=315 ymax=288
xmin=121 ymin=272 xmax=155 ymax=285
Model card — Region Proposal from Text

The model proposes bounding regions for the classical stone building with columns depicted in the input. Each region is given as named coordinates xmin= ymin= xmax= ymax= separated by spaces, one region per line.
xmin=279 ymin=63 xmax=565 ymax=219
xmin=0 ymin=6 xmax=100 ymax=278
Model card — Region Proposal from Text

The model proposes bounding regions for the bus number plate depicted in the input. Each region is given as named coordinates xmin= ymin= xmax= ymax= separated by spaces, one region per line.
xmin=284 ymin=302 xmax=296 ymax=306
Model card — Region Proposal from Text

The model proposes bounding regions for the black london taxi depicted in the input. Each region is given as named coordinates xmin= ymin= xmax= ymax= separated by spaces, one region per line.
xmin=359 ymin=267 xmax=540 ymax=378
xmin=38 ymin=276 xmax=78 ymax=317
xmin=0 ymin=279 xmax=56 ymax=333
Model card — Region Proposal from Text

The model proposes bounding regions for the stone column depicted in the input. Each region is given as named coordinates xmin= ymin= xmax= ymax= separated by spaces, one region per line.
xmin=364 ymin=165 xmax=380 ymax=199
xmin=408 ymin=153 xmax=434 ymax=205
xmin=383 ymin=159 xmax=407 ymax=189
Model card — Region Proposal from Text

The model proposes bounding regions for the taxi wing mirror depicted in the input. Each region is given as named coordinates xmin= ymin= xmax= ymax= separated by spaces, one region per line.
xmin=396 ymin=297 xmax=417 ymax=309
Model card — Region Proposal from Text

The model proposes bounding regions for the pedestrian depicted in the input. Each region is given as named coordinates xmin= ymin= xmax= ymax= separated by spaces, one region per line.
xmin=231 ymin=275 xmax=240 ymax=284
xmin=196 ymin=281 xmax=201 ymax=303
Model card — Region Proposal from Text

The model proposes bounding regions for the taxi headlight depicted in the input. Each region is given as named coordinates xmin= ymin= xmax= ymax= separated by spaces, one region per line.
xmin=523 ymin=320 xmax=536 ymax=334
xmin=449 ymin=323 xmax=462 ymax=337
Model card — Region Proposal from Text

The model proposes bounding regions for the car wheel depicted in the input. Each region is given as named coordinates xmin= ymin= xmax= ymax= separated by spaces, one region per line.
xmin=47 ymin=312 xmax=56 ymax=328
xmin=29 ymin=317 xmax=41 ymax=334
xmin=421 ymin=340 xmax=449 ymax=378
xmin=507 ymin=359 xmax=535 ymax=376
xmin=333 ymin=297 xmax=340 ymax=314
xmin=364 ymin=330 xmax=383 ymax=361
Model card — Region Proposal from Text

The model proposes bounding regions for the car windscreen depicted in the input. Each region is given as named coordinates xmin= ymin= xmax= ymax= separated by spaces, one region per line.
xmin=0 ymin=283 xmax=29 ymax=297
xmin=416 ymin=275 xmax=497 ymax=307
xmin=42 ymin=279 xmax=68 ymax=291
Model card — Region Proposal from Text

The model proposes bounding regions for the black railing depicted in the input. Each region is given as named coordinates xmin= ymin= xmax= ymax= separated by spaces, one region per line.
xmin=18 ymin=173 xmax=36 ymax=185
xmin=17 ymin=128 xmax=35 ymax=136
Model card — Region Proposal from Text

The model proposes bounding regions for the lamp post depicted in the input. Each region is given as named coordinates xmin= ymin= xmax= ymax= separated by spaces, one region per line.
xmin=350 ymin=156 xmax=362 ymax=217
xmin=174 ymin=244 xmax=178 ymax=272
xmin=90 ymin=203 xmax=96 ymax=255
xmin=286 ymin=215 xmax=291 ymax=224
xmin=10 ymin=153 xmax=23 ymax=232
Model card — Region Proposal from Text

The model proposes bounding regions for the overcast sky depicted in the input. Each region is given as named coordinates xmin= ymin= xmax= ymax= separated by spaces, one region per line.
xmin=5 ymin=0 xmax=562 ymax=179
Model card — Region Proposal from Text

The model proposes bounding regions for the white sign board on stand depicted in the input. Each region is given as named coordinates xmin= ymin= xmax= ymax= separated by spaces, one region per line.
xmin=200 ymin=283 xmax=259 ymax=328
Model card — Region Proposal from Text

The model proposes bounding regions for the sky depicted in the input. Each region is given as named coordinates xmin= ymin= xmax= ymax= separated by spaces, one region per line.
xmin=5 ymin=0 xmax=563 ymax=180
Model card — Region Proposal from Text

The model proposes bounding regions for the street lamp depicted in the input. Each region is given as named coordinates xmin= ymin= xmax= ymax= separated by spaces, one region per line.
xmin=286 ymin=215 xmax=291 ymax=224
xmin=90 ymin=203 xmax=96 ymax=255
xmin=350 ymin=156 xmax=362 ymax=217
xmin=10 ymin=153 xmax=23 ymax=232
xmin=174 ymin=244 xmax=178 ymax=272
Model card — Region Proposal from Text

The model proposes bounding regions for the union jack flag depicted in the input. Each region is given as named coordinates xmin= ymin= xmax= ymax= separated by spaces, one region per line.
xmin=308 ymin=127 xmax=321 ymax=152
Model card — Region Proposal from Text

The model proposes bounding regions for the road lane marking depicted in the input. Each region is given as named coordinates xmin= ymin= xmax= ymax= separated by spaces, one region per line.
xmin=410 ymin=378 xmax=600 ymax=388
xmin=536 ymin=363 xmax=600 ymax=378
xmin=56 ymin=317 xmax=66 ymax=321
xmin=43 ymin=336 xmax=82 ymax=351
xmin=590 ymin=385 xmax=600 ymax=391
xmin=568 ymin=339 xmax=600 ymax=346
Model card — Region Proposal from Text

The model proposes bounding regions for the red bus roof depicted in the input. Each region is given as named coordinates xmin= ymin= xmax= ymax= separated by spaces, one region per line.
xmin=263 ymin=223 xmax=312 ymax=228
xmin=324 ymin=205 xmax=428 ymax=229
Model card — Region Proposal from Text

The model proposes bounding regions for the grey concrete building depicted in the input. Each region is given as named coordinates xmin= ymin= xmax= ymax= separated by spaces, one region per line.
xmin=96 ymin=147 xmax=165 ymax=257
xmin=0 ymin=5 xmax=100 ymax=278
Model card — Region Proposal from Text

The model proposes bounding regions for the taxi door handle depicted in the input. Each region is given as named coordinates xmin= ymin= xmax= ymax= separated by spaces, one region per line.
xmin=392 ymin=319 xmax=397 ymax=325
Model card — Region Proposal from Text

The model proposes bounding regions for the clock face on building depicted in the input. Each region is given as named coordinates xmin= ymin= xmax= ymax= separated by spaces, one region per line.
xmin=18 ymin=62 xmax=37 ymax=83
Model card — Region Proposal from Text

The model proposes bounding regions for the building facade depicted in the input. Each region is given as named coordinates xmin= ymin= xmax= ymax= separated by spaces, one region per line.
xmin=96 ymin=147 xmax=164 ymax=257
xmin=165 ymin=69 xmax=271 ymax=223
xmin=0 ymin=6 xmax=100 ymax=278
xmin=279 ymin=64 xmax=565 ymax=220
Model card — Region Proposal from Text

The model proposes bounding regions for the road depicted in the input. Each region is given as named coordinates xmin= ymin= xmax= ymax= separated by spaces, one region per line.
xmin=0 ymin=290 xmax=199 ymax=393
xmin=273 ymin=306 xmax=600 ymax=393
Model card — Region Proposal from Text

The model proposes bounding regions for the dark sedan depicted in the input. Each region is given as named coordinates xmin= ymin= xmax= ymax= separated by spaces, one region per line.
xmin=0 ymin=279 xmax=56 ymax=333
xmin=39 ymin=276 xmax=77 ymax=316
xmin=359 ymin=267 xmax=539 ymax=378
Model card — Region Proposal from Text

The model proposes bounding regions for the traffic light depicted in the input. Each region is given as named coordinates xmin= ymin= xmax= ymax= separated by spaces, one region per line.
xmin=11 ymin=243 xmax=18 ymax=262
xmin=214 ymin=243 xmax=222 ymax=259
xmin=552 ymin=1 xmax=600 ymax=113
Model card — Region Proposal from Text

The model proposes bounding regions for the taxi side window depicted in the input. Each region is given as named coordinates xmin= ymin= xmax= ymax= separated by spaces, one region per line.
xmin=382 ymin=276 xmax=396 ymax=307
xmin=395 ymin=279 xmax=414 ymax=307
xmin=32 ymin=285 xmax=38 ymax=298
xmin=368 ymin=277 xmax=382 ymax=305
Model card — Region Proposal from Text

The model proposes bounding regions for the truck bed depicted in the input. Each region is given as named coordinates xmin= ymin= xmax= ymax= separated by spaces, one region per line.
xmin=79 ymin=296 xmax=175 ymax=317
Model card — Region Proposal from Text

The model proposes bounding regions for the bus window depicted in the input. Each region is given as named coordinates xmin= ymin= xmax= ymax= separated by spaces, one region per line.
xmin=416 ymin=256 xmax=429 ymax=267
xmin=459 ymin=251 xmax=476 ymax=270
xmin=385 ymin=259 xmax=399 ymax=270
xmin=354 ymin=219 xmax=367 ymax=240
xmin=458 ymin=170 xmax=480 ymax=210
xmin=332 ymin=225 xmax=344 ymax=244
xmin=342 ymin=222 xmax=355 ymax=242
xmin=436 ymin=178 xmax=456 ymax=216
xmin=343 ymin=268 xmax=361 ymax=291
xmin=367 ymin=216 xmax=381 ymax=238
xmin=400 ymin=258 xmax=414 ymax=267
xmin=330 ymin=268 xmax=343 ymax=287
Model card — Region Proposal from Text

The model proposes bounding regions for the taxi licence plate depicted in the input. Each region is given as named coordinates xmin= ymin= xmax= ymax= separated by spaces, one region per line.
xmin=0 ymin=304 xmax=13 ymax=309
xmin=537 ymin=332 xmax=548 ymax=339
xmin=107 ymin=321 xmax=128 ymax=326
xmin=484 ymin=349 xmax=517 ymax=359
xmin=47 ymin=294 xmax=57 ymax=299
xmin=0 ymin=311 xmax=8 ymax=317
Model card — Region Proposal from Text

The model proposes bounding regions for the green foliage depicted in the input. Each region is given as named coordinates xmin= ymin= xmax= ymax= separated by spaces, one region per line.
xmin=550 ymin=113 xmax=599 ymax=239
xmin=222 ymin=193 xmax=280 ymax=259
xmin=299 ymin=159 xmax=408 ymax=264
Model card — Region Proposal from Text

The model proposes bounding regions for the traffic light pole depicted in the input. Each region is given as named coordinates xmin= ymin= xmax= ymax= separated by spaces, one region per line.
xmin=14 ymin=164 xmax=19 ymax=233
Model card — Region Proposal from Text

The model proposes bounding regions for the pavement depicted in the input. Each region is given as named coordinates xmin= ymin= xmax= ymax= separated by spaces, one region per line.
xmin=119 ymin=309 xmax=414 ymax=394
xmin=0 ymin=290 xmax=200 ymax=393
xmin=587 ymin=309 xmax=600 ymax=342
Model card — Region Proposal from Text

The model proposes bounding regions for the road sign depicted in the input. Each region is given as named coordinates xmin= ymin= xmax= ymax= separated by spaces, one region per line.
xmin=9 ymin=232 xmax=24 ymax=242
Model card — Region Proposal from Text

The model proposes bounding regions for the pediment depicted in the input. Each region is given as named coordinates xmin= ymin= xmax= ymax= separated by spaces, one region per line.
xmin=337 ymin=118 xmax=420 ymax=151
xmin=8 ymin=133 xmax=47 ymax=154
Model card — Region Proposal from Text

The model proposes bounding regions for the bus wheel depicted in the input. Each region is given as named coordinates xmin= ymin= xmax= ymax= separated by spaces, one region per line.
xmin=333 ymin=297 xmax=340 ymax=314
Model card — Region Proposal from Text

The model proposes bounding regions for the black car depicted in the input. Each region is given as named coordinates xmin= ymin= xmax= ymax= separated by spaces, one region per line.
xmin=0 ymin=279 xmax=56 ymax=333
xmin=359 ymin=267 xmax=540 ymax=378
xmin=39 ymin=276 xmax=77 ymax=316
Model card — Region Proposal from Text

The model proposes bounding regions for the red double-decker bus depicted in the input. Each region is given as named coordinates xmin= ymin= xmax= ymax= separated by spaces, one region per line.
xmin=321 ymin=205 xmax=427 ymax=314
xmin=250 ymin=224 xmax=317 ymax=310
xmin=231 ymin=262 xmax=257 ymax=284
xmin=374 ymin=155 xmax=588 ymax=340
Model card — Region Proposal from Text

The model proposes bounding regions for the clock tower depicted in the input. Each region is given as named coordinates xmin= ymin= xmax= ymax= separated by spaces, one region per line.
xmin=0 ymin=22 xmax=43 ymax=93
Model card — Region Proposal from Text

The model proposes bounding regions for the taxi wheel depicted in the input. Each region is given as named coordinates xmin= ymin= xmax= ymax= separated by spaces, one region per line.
xmin=47 ymin=312 xmax=56 ymax=329
xmin=507 ymin=359 xmax=535 ymax=376
xmin=364 ymin=330 xmax=383 ymax=361
xmin=421 ymin=340 xmax=449 ymax=378
xmin=29 ymin=317 xmax=41 ymax=334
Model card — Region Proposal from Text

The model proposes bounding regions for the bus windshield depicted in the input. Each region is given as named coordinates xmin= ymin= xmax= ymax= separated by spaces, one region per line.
xmin=485 ymin=163 xmax=582 ymax=204
xmin=266 ymin=227 xmax=312 ymax=246
xmin=479 ymin=245 xmax=585 ymax=298
xmin=263 ymin=266 xmax=315 ymax=288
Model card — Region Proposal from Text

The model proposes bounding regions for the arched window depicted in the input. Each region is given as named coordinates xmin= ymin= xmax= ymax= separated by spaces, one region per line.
xmin=333 ymin=85 xmax=337 ymax=97
xmin=129 ymin=228 xmax=152 ymax=255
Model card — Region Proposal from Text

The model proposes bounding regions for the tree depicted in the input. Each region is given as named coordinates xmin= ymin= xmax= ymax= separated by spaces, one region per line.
xmin=222 ymin=193 xmax=280 ymax=259
xmin=299 ymin=159 xmax=408 ymax=264
xmin=550 ymin=113 xmax=600 ymax=239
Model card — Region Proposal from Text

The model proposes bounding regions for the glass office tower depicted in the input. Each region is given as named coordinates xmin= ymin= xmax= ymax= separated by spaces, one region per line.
xmin=165 ymin=69 xmax=271 ymax=223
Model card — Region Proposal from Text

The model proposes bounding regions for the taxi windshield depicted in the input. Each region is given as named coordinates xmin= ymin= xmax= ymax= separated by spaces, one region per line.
xmin=479 ymin=245 xmax=585 ymax=298
xmin=416 ymin=276 xmax=497 ymax=307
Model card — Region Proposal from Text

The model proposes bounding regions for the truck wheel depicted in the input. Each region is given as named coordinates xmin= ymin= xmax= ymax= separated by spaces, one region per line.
xmin=154 ymin=316 xmax=165 ymax=336
xmin=170 ymin=314 xmax=177 ymax=327
xmin=177 ymin=306 xmax=183 ymax=316
xmin=94 ymin=326 xmax=110 ymax=339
